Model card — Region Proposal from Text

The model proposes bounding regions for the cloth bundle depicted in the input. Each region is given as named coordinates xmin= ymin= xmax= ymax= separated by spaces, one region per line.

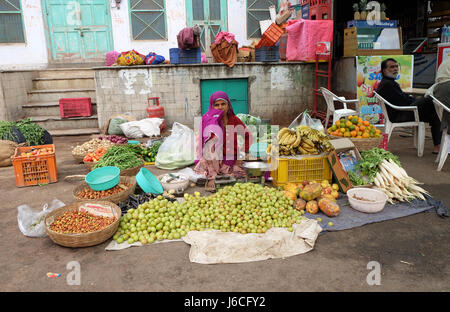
xmin=210 ymin=31 xmax=239 ymax=68
xmin=144 ymin=52 xmax=165 ymax=65
xmin=177 ymin=26 xmax=201 ymax=50
xmin=117 ymin=50 xmax=146 ymax=66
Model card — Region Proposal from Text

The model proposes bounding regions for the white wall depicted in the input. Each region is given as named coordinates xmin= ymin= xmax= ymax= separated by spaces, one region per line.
xmin=0 ymin=0 xmax=48 ymax=70
xmin=109 ymin=0 xmax=188 ymax=58
xmin=228 ymin=0 xmax=253 ymax=47
xmin=0 ymin=0 xmax=254 ymax=69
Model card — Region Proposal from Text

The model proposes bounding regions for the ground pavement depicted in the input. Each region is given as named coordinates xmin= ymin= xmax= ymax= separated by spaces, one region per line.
xmin=0 ymin=131 xmax=449 ymax=292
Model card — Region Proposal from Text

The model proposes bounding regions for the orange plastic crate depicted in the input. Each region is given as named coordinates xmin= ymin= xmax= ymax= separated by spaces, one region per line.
xmin=256 ymin=23 xmax=284 ymax=48
xmin=12 ymin=144 xmax=58 ymax=187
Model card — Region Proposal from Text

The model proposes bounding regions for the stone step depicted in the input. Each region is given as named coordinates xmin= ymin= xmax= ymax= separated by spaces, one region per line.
xmin=22 ymin=101 xmax=97 ymax=117
xmin=37 ymin=68 xmax=95 ymax=79
xmin=27 ymin=88 xmax=96 ymax=102
xmin=49 ymin=128 xmax=100 ymax=136
xmin=30 ymin=114 xmax=99 ymax=130
xmin=32 ymin=77 xmax=95 ymax=90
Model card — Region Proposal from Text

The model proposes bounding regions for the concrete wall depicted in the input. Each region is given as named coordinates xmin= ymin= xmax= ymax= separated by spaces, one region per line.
xmin=0 ymin=71 xmax=36 ymax=121
xmin=94 ymin=62 xmax=315 ymax=130
xmin=332 ymin=57 xmax=357 ymax=100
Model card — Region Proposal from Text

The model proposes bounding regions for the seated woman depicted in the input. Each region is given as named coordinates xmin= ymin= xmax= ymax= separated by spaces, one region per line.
xmin=195 ymin=91 xmax=253 ymax=192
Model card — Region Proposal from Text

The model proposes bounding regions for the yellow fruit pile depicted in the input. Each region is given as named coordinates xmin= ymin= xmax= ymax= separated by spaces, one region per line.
xmin=327 ymin=115 xmax=381 ymax=139
xmin=281 ymin=181 xmax=341 ymax=217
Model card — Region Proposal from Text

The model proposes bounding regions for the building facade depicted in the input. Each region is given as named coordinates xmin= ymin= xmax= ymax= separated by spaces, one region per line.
xmin=0 ymin=0 xmax=280 ymax=69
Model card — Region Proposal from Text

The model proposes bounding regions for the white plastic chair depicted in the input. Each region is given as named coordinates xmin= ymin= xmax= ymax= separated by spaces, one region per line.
xmin=430 ymin=95 xmax=450 ymax=171
xmin=373 ymin=91 xmax=425 ymax=157
xmin=320 ymin=87 xmax=360 ymax=128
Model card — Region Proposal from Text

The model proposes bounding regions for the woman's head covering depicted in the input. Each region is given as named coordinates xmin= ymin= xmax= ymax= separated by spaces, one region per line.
xmin=208 ymin=91 xmax=234 ymax=116
xmin=196 ymin=91 xmax=234 ymax=163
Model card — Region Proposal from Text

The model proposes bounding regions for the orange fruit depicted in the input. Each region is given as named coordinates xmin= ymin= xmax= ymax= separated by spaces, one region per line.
xmin=376 ymin=129 xmax=381 ymax=135
xmin=360 ymin=125 xmax=366 ymax=131
xmin=354 ymin=126 xmax=360 ymax=132
xmin=340 ymin=128 xmax=346 ymax=133
xmin=345 ymin=121 xmax=353 ymax=128
xmin=350 ymin=130 xmax=357 ymax=137
xmin=336 ymin=120 xmax=340 ymax=127
xmin=362 ymin=132 xmax=370 ymax=138
xmin=357 ymin=131 xmax=363 ymax=136
xmin=363 ymin=120 xmax=370 ymax=126
xmin=358 ymin=118 xmax=363 ymax=124
xmin=344 ymin=131 xmax=351 ymax=137
xmin=337 ymin=132 xmax=344 ymax=137
xmin=356 ymin=135 xmax=363 ymax=138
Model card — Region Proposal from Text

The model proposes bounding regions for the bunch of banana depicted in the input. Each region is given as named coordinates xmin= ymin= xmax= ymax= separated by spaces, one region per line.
xmin=275 ymin=127 xmax=302 ymax=156
xmin=296 ymin=125 xmax=335 ymax=155
xmin=298 ymin=137 xmax=319 ymax=155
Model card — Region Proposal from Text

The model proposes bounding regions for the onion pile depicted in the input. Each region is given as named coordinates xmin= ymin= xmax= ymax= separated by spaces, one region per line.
xmin=113 ymin=183 xmax=307 ymax=245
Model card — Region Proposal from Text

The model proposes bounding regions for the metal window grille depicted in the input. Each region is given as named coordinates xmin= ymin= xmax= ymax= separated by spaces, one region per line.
xmin=0 ymin=0 xmax=25 ymax=43
xmin=130 ymin=0 xmax=167 ymax=40
xmin=247 ymin=0 xmax=278 ymax=38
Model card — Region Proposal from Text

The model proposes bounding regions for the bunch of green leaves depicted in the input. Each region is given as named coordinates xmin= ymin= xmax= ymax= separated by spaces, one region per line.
xmin=355 ymin=147 xmax=401 ymax=183
xmin=93 ymin=145 xmax=143 ymax=170
xmin=0 ymin=120 xmax=18 ymax=141
xmin=15 ymin=118 xmax=45 ymax=146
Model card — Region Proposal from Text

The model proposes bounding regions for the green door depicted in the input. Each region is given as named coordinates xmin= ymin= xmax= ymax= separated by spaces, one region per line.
xmin=43 ymin=0 xmax=113 ymax=61
xmin=201 ymin=79 xmax=249 ymax=115
xmin=186 ymin=0 xmax=227 ymax=52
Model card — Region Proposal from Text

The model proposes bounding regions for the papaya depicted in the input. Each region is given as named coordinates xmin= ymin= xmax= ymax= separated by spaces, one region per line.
xmin=300 ymin=183 xmax=322 ymax=201
xmin=318 ymin=194 xmax=336 ymax=203
xmin=318 ymin=198 xmax=340 ymax=217
xmin=283 ymin=182 xmax=299 ymax=196
xmin=294 ymin=198 xmax=307 ymax=211
xmin=305 ymin=200 xmax=319 ymax=214
xmin=282 ymin=190 xmax=297 ymax=201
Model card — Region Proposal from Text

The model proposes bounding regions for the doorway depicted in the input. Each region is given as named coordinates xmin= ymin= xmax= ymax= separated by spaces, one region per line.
xmin=42 ymin=0 xmax=113 ymax=62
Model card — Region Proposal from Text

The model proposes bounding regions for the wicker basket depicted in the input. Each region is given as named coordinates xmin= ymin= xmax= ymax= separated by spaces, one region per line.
xmin=83 ymin=160 xmax=97 ymax=171
xmin=330 ymin=135 xmax=383 ymax=151
xmin=45 ymin=200 xmax=121 ymax=248
xmin=84 ymin=161 xmax=143 ymax=176
xmin=119 ymin=162 xmax=144 ymax=176
xmin=72 ymin=153 xmax=85 ymax=164
xmin=73 ymin=176 xmax=136 ymax=204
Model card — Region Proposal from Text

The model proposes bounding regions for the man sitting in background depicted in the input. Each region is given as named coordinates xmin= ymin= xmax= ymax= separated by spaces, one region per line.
xmin=376 ymin=58 xmax=441 ymax=154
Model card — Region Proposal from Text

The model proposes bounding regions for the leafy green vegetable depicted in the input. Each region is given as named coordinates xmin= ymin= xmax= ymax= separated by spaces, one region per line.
xmin=348 ymin=170 xmax=367 ymax=186
xmin=15 ymin=118 xmax=45 ymax=146
xmin=355 ymin=147 xmax=401 ymax=183
xmin=0 ymin=121 xmax=18 ymax=141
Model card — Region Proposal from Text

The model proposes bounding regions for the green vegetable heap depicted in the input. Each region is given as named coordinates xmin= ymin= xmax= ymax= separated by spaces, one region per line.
xmin=93 ymin=145 xmax=144 ymax=170
xmin=0 ymin=118 xmax=46 ymax=146
xmin=349 ymin=147 xmax=401 ymax=186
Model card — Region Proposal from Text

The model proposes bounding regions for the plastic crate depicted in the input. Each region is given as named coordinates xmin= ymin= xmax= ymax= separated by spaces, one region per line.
xmin=255 ymin=43 xmax=280 ymax=62
xmin=12 ymin=144 xmax=58 ymax=187
xmin=256 ymin=23 xmax=284 ymax=48
xmin=269 ymin=154 xmax=332 ymax=187
xmin=59 ymin=97 xmax=92 ymax=118
xmin=169 ymin=48 xmax=201 ymax=64
xmin=309 ymin=0 xmax=332 ymax=20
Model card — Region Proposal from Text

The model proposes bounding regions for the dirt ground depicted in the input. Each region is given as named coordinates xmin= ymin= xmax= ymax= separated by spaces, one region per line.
xmin=0 ymin=132 xmax=449 ymax=292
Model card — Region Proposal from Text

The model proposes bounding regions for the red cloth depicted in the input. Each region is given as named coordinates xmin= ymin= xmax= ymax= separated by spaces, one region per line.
xmin=286 ymin=19 xmax=333 ymax=61
xmin=177 ymin=27 xmax=200 ymax=50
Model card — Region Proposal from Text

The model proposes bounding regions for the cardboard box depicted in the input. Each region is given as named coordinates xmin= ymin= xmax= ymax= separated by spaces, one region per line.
xmin=327 ymin=139 xmax=362 ymax=193
xmin=343 ymin=27 xmax=403 ymax=57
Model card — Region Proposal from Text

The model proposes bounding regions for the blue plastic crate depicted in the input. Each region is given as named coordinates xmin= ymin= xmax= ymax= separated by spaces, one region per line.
xmin=169 ymin=48 xmax=201 ymax=64
xmin=255 ymin=43 xmax=280 ymax=62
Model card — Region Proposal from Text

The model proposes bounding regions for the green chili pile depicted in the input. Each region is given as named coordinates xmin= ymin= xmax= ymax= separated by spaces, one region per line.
xmin=93 ymin=145 xmax=144 ymax=170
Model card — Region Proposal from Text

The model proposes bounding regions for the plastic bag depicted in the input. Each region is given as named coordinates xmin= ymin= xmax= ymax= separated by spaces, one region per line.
xmin=177 ymin=167 xmax=205 ymax=183
xmin=108 ymin=117 xmax=127 ymax=135
xmin=17 ymin=199 xmax=65 ymax=237
xmin=236 ymin=114 xmax=261 ymax=126
xmin=120 ymin=121 xmax=144 ymax=138
xmin=138 ymin=118 xmax=163 ymax=137
xmin=155 ymin=122 xmax=195 ymax=170
xmin=289 ymin=111 xmax=324 ymax=133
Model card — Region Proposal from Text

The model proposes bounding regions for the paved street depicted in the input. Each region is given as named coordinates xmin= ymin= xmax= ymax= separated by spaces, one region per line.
xmin=0 ymin=131 xmax=448 ymax=292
